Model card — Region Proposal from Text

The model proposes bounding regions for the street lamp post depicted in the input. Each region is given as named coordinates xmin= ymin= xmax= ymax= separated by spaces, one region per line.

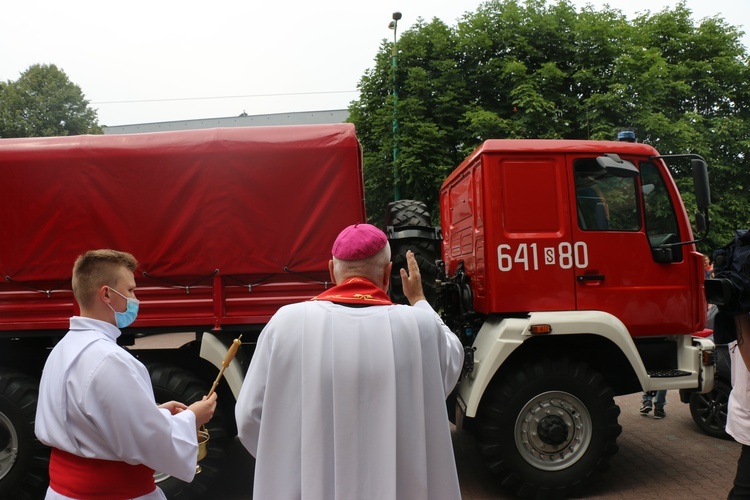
xmin=389 ymin=11 xmax=402 ymax=201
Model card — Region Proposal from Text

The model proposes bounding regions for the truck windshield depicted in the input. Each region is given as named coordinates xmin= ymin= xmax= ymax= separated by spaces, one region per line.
xmin=574 ymin=159 xmax=640 ymax=231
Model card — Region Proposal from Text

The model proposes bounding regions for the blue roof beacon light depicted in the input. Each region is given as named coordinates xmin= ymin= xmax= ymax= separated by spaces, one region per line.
xmin=617 ymin=130 xmax=636 ymax=142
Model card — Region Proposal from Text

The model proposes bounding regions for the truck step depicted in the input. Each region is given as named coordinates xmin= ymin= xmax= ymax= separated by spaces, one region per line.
xmin=647 ymin=369 xmax=692 ymax=378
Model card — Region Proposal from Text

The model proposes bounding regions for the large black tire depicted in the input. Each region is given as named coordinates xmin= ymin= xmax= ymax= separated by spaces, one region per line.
xmin=385 ymin=200 xmax=433 ymax=227
xmin=0 ymin=369 xmax=49 ymax=500
xmin=477 ymin=358 xmax=621 ymax=499
xmin=385 ymin=200 xmax=440 ymax=306
xmin=689 ymin=378 xmax=731 ymax=440
xmin=147 ymin=364 xmax=229 ymax=500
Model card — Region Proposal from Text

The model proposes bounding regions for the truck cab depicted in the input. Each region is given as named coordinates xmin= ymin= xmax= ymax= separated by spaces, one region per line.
xmin=441 ymin=140 xmax=707 ymax=335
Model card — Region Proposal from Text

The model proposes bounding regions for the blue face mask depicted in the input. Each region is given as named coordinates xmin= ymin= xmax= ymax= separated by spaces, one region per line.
xmin=107 ymin=287 xmax=140 ymax=328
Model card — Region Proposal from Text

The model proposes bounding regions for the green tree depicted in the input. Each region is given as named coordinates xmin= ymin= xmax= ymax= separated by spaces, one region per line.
xmin=350 ymin=0 xmax=750 ymax=252
xmin=351 ymin=20 xmax=468 ymax=223
xmin=0 ymin=64 xmax=101 ymax=138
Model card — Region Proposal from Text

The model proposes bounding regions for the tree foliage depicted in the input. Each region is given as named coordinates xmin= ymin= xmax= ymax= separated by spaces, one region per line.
xmin=0 ymin=64 xmax=101 ymax=138
xmin=349 ymin=0 xmax=750 ymax=252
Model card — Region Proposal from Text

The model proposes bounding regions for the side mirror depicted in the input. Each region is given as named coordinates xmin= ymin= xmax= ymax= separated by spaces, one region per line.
xmin=692 ymin=159 xmax=711 ymax=210
xmin=652 ymin=246 xmax=674 ymax=264
xmin=695 ymin=212 xmax=707 ymax=234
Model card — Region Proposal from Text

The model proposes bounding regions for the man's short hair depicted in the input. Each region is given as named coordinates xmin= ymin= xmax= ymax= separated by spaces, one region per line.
xmin=332 ymin=244 xmax=391 ymax=284
xmin=71 ymin=249 xmax=138 ymax=309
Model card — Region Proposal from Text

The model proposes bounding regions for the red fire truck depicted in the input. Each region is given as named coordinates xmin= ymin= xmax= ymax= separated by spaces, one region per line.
xmin=0 ymin=126 xmax=714 ymax=499
xmin=386 ymin=138 xmax=714 ymax=498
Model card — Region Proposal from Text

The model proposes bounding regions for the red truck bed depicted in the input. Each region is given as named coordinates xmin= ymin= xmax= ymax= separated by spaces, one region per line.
xmin=0 ymin=124 xmax=366 ymax=332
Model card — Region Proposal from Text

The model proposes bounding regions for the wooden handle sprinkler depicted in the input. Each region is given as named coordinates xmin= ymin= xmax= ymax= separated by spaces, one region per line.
xmin=207 ymin=334 xmax=242 ymax=398
xmin=197 ymin=334 xmax=242 ymax=473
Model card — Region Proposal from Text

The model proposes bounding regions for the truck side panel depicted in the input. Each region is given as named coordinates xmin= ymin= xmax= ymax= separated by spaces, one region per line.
xmin=440 ymin=159 xmax=488 ymax=309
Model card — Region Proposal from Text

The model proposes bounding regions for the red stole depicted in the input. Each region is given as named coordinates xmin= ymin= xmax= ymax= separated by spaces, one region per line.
xmin=312 ymin=277 xmax=392 ymax=305
xmin=49 ymin=447 xmax=156 ymax=499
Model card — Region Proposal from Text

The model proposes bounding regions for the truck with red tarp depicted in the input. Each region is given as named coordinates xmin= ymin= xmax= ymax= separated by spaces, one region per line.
xmin=0 ymin=124 xmax=365 ymax=498
xmin=0 ymin=124 xmax=716 ymax=500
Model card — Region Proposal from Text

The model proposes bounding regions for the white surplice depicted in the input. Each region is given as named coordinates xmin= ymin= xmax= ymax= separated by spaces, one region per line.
xmin=35 ymin=316 xmax=198 ymax=500
xmin=236 ymin=299 xmax=464 ymax=500
xmin=728 ymin=340 xmax=750 ymax=445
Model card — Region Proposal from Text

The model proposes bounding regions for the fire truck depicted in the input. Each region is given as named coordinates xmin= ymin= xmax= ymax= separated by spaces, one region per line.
xmin=386 ymin=137 xmax=714 ymax=498
xmin=0 ymin=125 xmax=713 ymax=498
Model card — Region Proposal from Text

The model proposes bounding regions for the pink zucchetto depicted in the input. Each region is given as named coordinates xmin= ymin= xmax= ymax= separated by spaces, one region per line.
xmin=331 ymin=223 xmax=388 ymax=260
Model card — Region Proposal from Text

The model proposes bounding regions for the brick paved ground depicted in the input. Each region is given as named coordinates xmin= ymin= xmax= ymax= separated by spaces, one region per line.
xmin=214 ymin=391 xmax=740 ymax=499
xmin=455 ymin=391 xmax=741 ymax=499
xmin=139 ymin=335 xmax=740 ymax=500
xmin=139 ymin=335 xmax=740 ymax=499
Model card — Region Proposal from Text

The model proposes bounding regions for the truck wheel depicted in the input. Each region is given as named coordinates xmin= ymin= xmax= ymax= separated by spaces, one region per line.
xmin=689 ymin=378 xmax=731 ymax=440
xmin=385 ymin=200 xmax=440 ymax=306
xmin=147 ymin=364 xmax=228 ymax=500
xmin=0 ymin=369 xmax=49 ymax=499
xmin=477 ymin=358 xmax=621 ymax=498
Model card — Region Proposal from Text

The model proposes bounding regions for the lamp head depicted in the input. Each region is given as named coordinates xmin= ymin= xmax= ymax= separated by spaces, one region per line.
xmin=392 ymin=12 xmax=402 ymax=21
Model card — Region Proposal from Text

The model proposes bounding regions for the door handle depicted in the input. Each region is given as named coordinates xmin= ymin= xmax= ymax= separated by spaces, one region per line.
xmin=577 ymin=274 xmax=605 ymax=282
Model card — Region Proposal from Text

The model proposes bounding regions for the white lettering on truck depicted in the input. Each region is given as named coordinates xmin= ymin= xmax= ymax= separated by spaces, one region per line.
xmin=497 ymin=242 xmax=589 ymax=271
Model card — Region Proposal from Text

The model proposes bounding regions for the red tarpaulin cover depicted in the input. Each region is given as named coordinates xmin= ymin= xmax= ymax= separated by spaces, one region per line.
xmin=1 ymin=124 xmax=365 ymax=283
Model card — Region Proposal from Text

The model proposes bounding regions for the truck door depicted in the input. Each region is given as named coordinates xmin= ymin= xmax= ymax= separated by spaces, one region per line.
xmin=570 ymin=156 xmax=694 ymax=336
xmin=480 ymin=153 xmax=577 ymax=314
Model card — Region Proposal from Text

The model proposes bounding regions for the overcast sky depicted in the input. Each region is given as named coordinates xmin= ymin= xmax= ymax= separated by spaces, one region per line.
xmin=2 ymin=0 xmax=748 ymax=127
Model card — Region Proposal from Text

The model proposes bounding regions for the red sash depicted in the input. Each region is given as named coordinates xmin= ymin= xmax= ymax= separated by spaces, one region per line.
xmin=312 ymin=277 xmax=392 ymax=305
xmin=49 ymin=448 xmax=156 ymax=499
